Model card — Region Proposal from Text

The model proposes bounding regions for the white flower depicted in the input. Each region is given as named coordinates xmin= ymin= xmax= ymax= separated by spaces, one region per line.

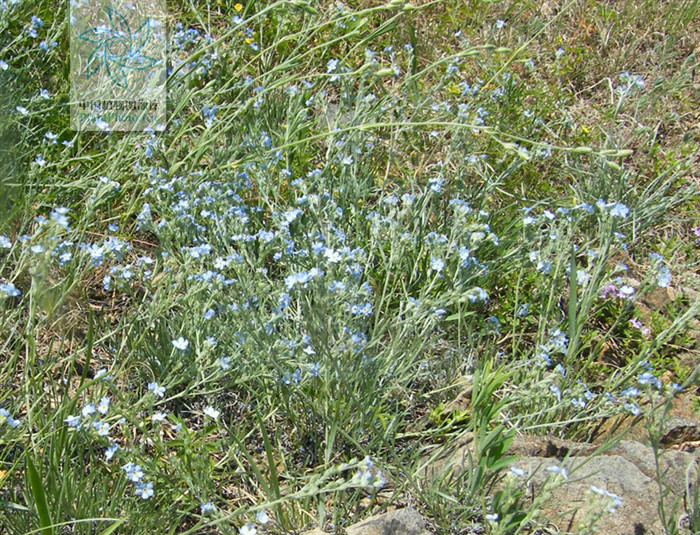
xmin=547 ymin=465 xmax=568 ymax=480
xmin=239 ymin=524 xmax=257 ymax=535
xmin=172 ymin=336 xmax=189 ymax=350
xmin=510 ymin=466 xmax=525 ymax=477
xmin=203 ymin=406 xmax=220 ymax=419
xmin=255 ymin=511 xmax=269 ymax=524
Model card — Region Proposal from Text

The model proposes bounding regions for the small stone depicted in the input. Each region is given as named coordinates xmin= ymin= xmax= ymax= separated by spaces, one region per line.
xmin=345 ymin=507 xmax=430 ymax=535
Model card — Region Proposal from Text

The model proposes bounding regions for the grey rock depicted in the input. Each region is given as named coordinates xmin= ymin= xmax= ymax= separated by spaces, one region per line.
xmin=512 ymin=449 xmax=695 ymax=535
xmin=420 ymin=435 xmax=697 ymax=535
xmin=345 ymin=507 xmax=430 ymax=535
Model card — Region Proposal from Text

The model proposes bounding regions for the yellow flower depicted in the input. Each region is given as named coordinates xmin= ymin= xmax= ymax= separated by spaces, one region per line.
xmin=234 ymin=3 xmax=243 ymax=10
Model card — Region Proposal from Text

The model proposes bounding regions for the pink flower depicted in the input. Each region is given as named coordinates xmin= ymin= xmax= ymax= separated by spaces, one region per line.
xmin=600 ymin=284 xmax=618 ymax=298
xmin=630 ymin=318 xmax=650 ymax=336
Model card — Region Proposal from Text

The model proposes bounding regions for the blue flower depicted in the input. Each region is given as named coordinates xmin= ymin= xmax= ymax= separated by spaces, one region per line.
xmin=549 ymin=384 xmax=562 ymax=401
xmin=121 ymin=462 xmax=144 ymax=482
xmin=64 ymin=415 xmax=80 ymax=428
xmin=147 ymin=382 xmax=165 ymax=397
xmin=0 ymin=408 xmax=20 ymax=428
xmin=638 ymin=372 xmax=661 ymax=389
xmin=201 ymin=502 xmax=215 ymax=514
xmin=609 ymin=203 xmax=629 ymax=218
xmin=93 ymin=420 xmax=110 ymax=436
xmin=656 ymin=266 xmax=671 ymax=288
xmin=134 ymin=481 xmax=153 ymax=499
xmin=97 ymin=397 xmax=110 ymax=415
xmin=516 ymin=303 xmax=530 ymax=317
xmin=430 ymin=257 xmax=445 ymax=273
xmin=0 ymin=282 xmax=20 ymax=297
xmin=105 ymin=443 xmax=118 ymax=461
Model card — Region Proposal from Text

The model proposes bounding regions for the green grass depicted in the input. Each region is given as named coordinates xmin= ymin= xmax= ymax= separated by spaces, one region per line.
xmin=1 ymin=0 xmax=699 ymax=534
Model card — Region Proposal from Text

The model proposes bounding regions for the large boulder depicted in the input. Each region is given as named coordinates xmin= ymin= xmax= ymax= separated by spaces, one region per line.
xmin=420 ymin=434 xmax=697 ymax=535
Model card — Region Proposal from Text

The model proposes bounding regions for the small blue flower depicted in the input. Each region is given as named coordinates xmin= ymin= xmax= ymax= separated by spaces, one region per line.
xmin=201 ymin=502 xmax=215 ymax=514
xmin=0 ymin=282 xmax=20 ymax=297
xmin=609 ymin=203 xmax=630 ymax=218
xmin=134 ymin=481 xmax=153 ymax=499
xmin=97 ymin=397 xmax=110 ymax=415
xmin=93 ymin=420 xmax=110 ymax=436
xmin=147 ymin=382 xmax=165 ymax=398
xmin=64 ymin=415 xmax=80 ymax=427
xmin=105 ymin=443 xmax=118 ymax=461
xmin=656 ymin=266 xmax=671 ymax=288
xmin=0 ymin=408 xmax=20 ymax=428
xmin=430 ymin=257 xmax=445 ymax=273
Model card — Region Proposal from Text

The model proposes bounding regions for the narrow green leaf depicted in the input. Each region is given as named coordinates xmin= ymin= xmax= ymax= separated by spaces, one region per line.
xmin=25 ymin=455 xmax=53 ymax=535
xmin=97 ymin=519 xmax=126 ymax=535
